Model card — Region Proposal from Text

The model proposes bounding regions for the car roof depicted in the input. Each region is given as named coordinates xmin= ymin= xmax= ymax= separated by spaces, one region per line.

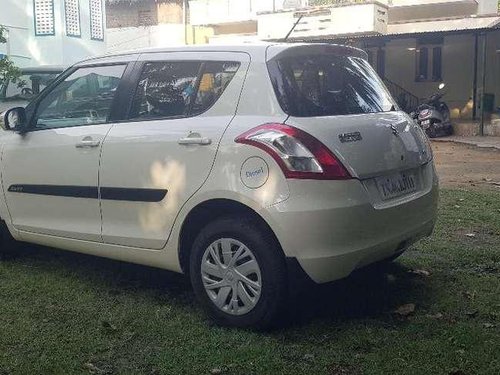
xmin=20 ymin=65 xmax=65 ymax=74
xmin=76 ymin=43 xmax=367 ymax=66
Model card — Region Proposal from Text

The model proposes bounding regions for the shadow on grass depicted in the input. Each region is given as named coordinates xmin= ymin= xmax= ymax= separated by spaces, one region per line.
xmin=3 ymin=243 xmax=434 ymax=329
xmin=287 ymin=261 xmax=431 ymax=327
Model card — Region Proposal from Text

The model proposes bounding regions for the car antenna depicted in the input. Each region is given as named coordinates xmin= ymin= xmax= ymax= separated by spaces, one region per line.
xmin=282 ymin=15 xmax=304 ymax=42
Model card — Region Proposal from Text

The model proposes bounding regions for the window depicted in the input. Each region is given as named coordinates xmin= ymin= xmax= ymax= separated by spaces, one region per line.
xmin=34 ymin=0 xmax=55 ymax=36
xmin=138 ymin=10 xmax=154 ymax=26
xmin=65 ymin=0 xmax=81 ymax=37
xmin=90 ymin=0 xmax=104 ymax=41
xmin=416 ymin=44 xmax=442 ymax=82
xmin=365 ymin=46 xmax=385 ymax=79
xmin=268 ymin=55 xmax=395 ymax=117
xmin=34 ymin=65 xmax=125 ymax=130
xmin=432 ymin=47 xmax=442 ymax=81
xmin=416 ymin=47 xmax=429 ymax=81
xmin=376 ymin=49 xmax=385 ymax=79
xmin=130 ymin=61 xmax=240 ymax=120
xmin=2 ymin=72 xmax=60 ymax=102
xmin=191 ymin=61 xmax=240 ymax=115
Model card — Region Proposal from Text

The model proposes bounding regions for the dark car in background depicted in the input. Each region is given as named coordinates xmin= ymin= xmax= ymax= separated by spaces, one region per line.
xmin=0 ymin=66 xmax=64 ymax=112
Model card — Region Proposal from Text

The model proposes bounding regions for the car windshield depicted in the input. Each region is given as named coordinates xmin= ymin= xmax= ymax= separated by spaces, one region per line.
xmin=0 ymin=72 xmax=60 ymax=102
xmin=268 ymin=54 xmax=396 ymax=117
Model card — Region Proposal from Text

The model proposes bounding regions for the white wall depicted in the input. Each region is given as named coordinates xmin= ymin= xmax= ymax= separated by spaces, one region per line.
xmin=258 ymin=3 xmax=388 ymax=40
xmin=0 ymin=0 xmax=32 ymax=67
xmin=189 ymin=0 xmax=308 ymax=26
xmin=477 ymin=0 xmax=499 ymax=15
xmin=107 ymin=25 xmax=186 ymax=54
xmin=1 ymin=0 xmax=106 ymax=67
xmin=392 ymin=0 xmax=473 ymax=5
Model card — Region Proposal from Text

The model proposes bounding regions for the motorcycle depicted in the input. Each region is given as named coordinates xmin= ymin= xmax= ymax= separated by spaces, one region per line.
xmin=411 ymin=83 xmax=453 ymax=138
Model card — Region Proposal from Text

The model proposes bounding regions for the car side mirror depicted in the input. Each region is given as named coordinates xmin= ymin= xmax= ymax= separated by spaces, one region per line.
xmin=0 ymin=107 xmax=28 ymax=132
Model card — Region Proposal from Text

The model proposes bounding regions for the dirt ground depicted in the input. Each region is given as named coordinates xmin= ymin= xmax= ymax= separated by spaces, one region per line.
xmin=432 ymin=141 xmax=500 ymax=190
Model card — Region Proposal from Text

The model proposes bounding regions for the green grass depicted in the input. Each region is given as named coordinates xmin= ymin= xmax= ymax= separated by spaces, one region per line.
xmin=0 ymin=189 xmax=499 ymax=375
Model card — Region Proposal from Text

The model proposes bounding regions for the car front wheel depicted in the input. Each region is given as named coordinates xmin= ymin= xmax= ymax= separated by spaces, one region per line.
xmin=190 ymin=215 xmax=288 ymax=329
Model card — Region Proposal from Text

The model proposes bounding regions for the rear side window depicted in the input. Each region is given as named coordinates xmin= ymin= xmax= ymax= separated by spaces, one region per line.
xmin=268 ymin=55 xmax=395 ymax=117
xmin=130 ymin=61 xmax=240 ymax=120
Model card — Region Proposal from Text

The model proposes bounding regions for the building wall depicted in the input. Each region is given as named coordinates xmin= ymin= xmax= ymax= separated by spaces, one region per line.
xmin=484 ymin=30 xmax=500 ymax=111
xmin=189 ymin=0 xmax=306 ymax=26
xmin=1 ymin=0 xmax=106 ymax=67
xmin=0 ymin=0 xmax=32 ymax=66
xmin=106 ymin=1 xmax=158 ymax=28
xmin=157 ymin=1 xmax=184 ymax=24
xmin=213 ymin=22 xmax=257 ymax=36
xmin=107 ymin=24 xmax=213 ymax=53
xmin=477 ymin=0 xmax=499 ymax=15
xmin=383 ymin=31 xmax=500 ymax=119
xmin=107 ymin=1 xmax=184 ymax=28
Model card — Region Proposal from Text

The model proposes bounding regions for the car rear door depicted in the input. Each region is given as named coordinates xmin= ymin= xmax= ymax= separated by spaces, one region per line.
xmin=267 ymin=45 xmax=432 ymax=203
xmin=99 ymin=51 xmax=250 ymax=249
xmin=0 ymin=64 xmax=129 ymax=241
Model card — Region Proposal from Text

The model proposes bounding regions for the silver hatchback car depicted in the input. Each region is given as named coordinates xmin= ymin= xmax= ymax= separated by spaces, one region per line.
xmin=0 ymin=44 xmax=438 ymax=329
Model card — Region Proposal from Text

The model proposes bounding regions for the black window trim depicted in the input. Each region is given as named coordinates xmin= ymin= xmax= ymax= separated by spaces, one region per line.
xmin=24 ymin=61 xmax=133 ymax=133
xmin=114 ymin=59 xmax=241 ymax=125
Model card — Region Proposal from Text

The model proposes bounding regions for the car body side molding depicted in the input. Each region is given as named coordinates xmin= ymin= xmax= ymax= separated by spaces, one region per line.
xmin=7 ymin=185 xmax=167 ymax=202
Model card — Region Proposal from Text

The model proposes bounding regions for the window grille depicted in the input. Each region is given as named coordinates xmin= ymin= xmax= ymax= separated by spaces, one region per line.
xmin=34 ymin=0 xmax=55 ymax=36
xmin=65 ymin=0 xmax=81 ymax=37
xmin=90 ymin=0 xmax=104 ymax=41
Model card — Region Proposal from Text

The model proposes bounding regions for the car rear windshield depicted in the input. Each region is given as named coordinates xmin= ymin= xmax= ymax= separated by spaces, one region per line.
xmin=267 ymin=54 xmax=396 ymax=117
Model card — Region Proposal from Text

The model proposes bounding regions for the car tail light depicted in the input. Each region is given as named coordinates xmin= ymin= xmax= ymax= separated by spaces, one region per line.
xmin=235 ymin=123 xmax=351 ymax=180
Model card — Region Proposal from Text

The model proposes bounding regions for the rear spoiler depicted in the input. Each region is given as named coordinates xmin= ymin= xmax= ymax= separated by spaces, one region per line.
xmin=266 ymin=43 xmax=368 ymax=62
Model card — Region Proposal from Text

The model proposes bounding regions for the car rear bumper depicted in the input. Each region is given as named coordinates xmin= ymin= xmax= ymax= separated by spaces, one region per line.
xmin=265 ymin=162 xmax=439 ymax=283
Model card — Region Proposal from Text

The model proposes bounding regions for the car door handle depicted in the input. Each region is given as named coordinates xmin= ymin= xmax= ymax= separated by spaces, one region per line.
xmin=76 ymin=138 xmax=101 ymax=149
xmin=178 ymin=136 xmax=212 ymax=146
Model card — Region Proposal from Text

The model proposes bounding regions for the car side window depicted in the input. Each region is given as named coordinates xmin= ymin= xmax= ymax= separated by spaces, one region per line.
xmin=191 ymin=61 xmax=240 ymax=116
xmin=34 ymin=65 xmax=126 ymax=130
xmin=130 ymin=61 xmax=201 ymax=120
xmin=129 ymin=60 xmax=240 ymax=120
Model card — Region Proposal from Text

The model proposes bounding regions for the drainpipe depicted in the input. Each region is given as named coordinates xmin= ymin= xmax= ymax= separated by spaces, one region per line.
xmin=472 ymin=33 xmax=478 ymax=120
xmin=480 ymin=32 xmax=487 ymax=136
xmin=183 ymin=0 xmax=188 ymax=45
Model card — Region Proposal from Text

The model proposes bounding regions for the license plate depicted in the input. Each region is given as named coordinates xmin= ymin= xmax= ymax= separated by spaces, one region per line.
xmin=421 ymin=119 xmax=431 ymax=129
xmin=376 ymin=172 xmax=417 ymax=200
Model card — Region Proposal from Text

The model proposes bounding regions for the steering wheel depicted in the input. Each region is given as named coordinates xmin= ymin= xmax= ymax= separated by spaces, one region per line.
xmin=21 ymin=87 xmax=33 ymax=96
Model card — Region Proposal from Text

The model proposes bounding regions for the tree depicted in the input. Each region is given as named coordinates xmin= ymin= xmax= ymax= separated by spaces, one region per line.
xmin=0 ymin=26 xmax=21 ymax=86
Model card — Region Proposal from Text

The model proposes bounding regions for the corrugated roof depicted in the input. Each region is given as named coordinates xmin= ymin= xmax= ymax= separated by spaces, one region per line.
xmin=387 ymin=16 xmax=500 ymax=35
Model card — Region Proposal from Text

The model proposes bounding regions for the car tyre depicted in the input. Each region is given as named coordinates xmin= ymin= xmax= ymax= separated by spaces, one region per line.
xmin=190 ymin=215 xmax=288 ymax=330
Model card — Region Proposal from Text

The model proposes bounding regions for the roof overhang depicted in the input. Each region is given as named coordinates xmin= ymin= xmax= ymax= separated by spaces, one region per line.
xmin=387 ymin=15 xmax=500 ymax=36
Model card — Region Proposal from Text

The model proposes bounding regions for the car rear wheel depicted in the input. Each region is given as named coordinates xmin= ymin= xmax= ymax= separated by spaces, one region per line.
xmin=190 ymin=215 xmax=288 ymax=329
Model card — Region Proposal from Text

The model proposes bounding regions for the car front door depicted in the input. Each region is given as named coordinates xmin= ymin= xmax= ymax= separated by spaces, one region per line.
xmin=99 ymin=52 xmax=249 ymax=249
xmin=1 ymin=64 xmax=127 ymax=242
